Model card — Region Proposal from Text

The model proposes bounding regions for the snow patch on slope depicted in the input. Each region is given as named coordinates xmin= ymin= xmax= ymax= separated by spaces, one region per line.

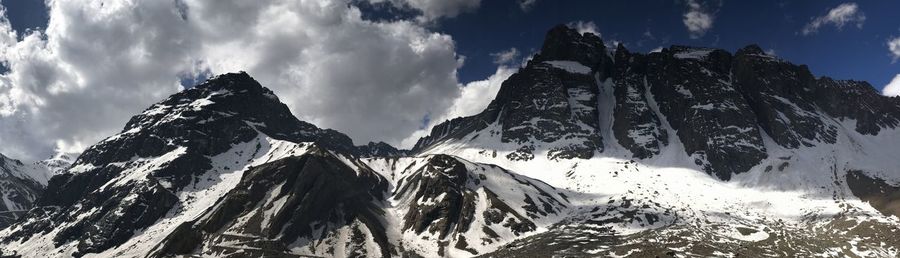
xmin=544 ymin=61 xmax=592 ymax=74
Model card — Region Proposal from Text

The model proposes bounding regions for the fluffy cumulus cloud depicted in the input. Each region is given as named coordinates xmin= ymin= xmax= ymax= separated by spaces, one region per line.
xmin=888 ymin=36 xmax=900 ymax=63
xmin=682 ymin=0 xmax=713 ymax=39
xmin=567 ymin=21 xmax=599 ymax=36
xmin=490 ymin=47 xmax=520 ymax=65
xmin=518 ymin=0 xmax=538 ymax=12
xmin=801 ymin=2 xmax=866 ymax=35
xmin=883 ymin=74 xmax=900 ymax=97
xmin=400 ymin=65 xmax=516 ymax=147
xmin=0 ymin=0 xmax=483 ymax=160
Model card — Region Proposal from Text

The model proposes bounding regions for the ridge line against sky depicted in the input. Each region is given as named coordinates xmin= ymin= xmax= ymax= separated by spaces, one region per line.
xmin=0 ymin=0 xmax=898 ymax=160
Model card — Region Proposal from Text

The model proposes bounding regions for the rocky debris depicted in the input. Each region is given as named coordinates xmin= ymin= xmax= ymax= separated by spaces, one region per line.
xmin=481 ymin=215 xmax=900 ymax=257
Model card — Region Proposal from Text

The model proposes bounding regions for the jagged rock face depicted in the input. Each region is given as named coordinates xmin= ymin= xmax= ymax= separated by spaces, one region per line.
xmin=0 ymin=155 xmax=49 ymax=229
xmin=415 ymin=26 xmax=608 ymax=160
xmin=732 ymin=45 xmax=837 ymax=148
xmin=642 ymin=46 xmax=768 ymax=179
xmin=396 ymin=155 xmax=479 ymax=238
xmin=151 ymin=148 xmax=391 ymax=258
xmin=357 ymin=141 xmax=409 ymax=158
xmin=492 ymin=61 xmax=604 ymax=160
xmin=610 ymin=46 xmax=668 ymax=159
xmin=533 ymin=25 xmax=614 ymax=78
xmin=810 ymin=78 xmax=900 ymax=135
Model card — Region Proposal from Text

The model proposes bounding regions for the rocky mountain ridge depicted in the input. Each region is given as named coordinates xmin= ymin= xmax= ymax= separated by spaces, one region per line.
xmin=0 ymin=25 xmax=899 ymax=257
xmin=0 ymin=72 xmax=571 ymax=257
xmin=414 ymin=25 xmax=900 ymax=180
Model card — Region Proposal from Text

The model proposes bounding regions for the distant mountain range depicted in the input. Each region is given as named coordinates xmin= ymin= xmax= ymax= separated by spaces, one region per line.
xmin=0 ymin=25 xmax=898 ymax=257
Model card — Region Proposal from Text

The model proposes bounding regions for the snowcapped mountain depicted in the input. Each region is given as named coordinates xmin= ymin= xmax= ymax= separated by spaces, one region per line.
xmin=1 ymin=24 xmax=899 ymax=258
xmin=35 ymin=152 xmax=76 ymax=175
xmin=0 ymin=154 xmax=51 ymax=229
xmin=0 ymin=72 xmax=570 ymax=257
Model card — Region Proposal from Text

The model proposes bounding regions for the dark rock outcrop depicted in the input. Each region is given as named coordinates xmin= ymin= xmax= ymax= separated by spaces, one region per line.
xmin=732 ymin=45 xmax=837 ymax=148
xmin=357 ymin=141 xmax=409 ymax=157
xmin=610 ymin=45 xmax=668 ymax=159
xmin=847 ymin=170 xmax=900 ymax=218
xmin=393 ymin=154 xmax=568 ymax=255
xmin=414 ymin=25 xmax=609 ymax=160
xmin=643 ymin=46 xmax=768 ymax=179
xmin=151 ymin=147 xmax=391 ymax=257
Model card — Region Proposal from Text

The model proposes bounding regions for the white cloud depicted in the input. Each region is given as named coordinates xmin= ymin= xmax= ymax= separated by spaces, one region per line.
xmin=888 ymin=36 xmax=900 ymax=63
xmin=518 ymin=0 xmax=538 ymax=12
xmin=0 ymin=0 xmax=478 ymax=160
xmin=369 ymin=0 xmax=480 ymax=22
xmin=683 ymin=0 xmax=713 ymax=39
xmin=801 ymin=3 xmax=866 ymax=35
xmin=400 ymin=65 xmax=516 ymax=148
xmin=765 ymin=48 xmax=777 ymax=56
xmin=649 ymin=47 xmax=663 ymax=53
xmin=883 ymin=74 xmax=900 ymax=97
xmin=490 ymin=47 xmax=520 ymax=65
xmin=567 ymin=21 xmax=599 ymax=36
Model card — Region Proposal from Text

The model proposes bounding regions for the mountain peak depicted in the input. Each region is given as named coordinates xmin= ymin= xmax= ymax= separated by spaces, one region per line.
xmin=534 ymin=24 xmax=609 ymax=68
xmin=357 ymin=141 xmax=408 ymax=157
xmin=193 ymin=71 xmax=274 ymax=98
xmin=735 ymin=44 xmax=766 ymax=56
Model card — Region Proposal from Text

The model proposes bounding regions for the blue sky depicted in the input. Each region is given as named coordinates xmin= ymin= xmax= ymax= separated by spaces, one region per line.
xmin=434 ymin=1 xmax=899 ymax=89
